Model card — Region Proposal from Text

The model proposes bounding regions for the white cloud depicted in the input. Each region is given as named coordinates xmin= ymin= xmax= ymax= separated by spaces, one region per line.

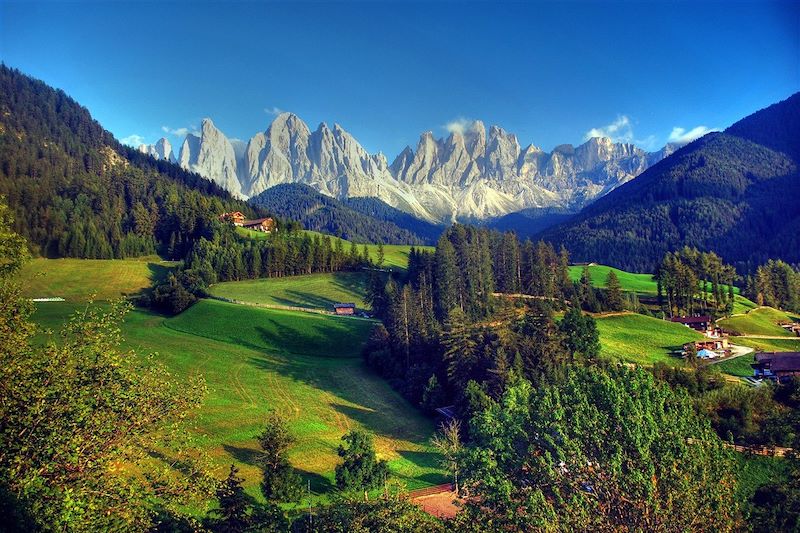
xmin=584 ymin=115 xmax=635 ymax=143
xmin=264 ymin=106 xmax=284 ymax=116
xmin=667 ymin=125 xmax=716 ymax=144
xmin=161 ymin=125 xmax=193 ymax=137
xmin=121 ymin=134 xmax=146 ymax=147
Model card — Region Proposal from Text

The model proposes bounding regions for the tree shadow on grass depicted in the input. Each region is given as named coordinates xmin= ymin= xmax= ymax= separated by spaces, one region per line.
xmin=295 ymin=469 xmax=335 ymax=494
xmin=329 ymin=403 xmax=431 ymax=443
xmin=222 ymin=444 xmax=261 ymax=467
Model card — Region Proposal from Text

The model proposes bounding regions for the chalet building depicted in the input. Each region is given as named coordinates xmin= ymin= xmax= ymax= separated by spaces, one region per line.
xmin=333 ymin=303 xmax=356 ymax=316
xmin=671 ymin=316 xmax=717 ymax=335
xmin=219 ymin=211 xmax=246 ymax=226
xmin=752 ymin=352 xmax=800 ymax=382
xmin=242 ymin=217 xmax=275 ymax=233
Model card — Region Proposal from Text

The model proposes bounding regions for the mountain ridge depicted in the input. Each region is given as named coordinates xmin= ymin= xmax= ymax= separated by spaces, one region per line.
xmin=139 ymin=114 xmax=672 ymax=222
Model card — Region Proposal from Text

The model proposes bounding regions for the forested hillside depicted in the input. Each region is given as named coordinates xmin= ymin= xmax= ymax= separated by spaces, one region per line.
xmin=542 ymin=93 xmax=800 ymax=273
xmin=0 ymin=65 xmax=259 ymax=260
xmin=248 ymin=183 xmax=442 ymax=244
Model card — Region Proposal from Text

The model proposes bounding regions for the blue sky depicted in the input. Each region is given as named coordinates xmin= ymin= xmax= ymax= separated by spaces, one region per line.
xmin=1 ymin=1 xmax=798 ymax=156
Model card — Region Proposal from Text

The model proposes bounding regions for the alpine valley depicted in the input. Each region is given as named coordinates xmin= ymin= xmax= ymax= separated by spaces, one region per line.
xmin=139 ymin=114 xmax=679 ymax=224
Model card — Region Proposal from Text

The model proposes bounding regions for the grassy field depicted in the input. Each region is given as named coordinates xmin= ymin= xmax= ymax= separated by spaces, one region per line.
xmin=719 ymin=307 xmax=799 ymax=337
xmin=237 ymin=227 xmax=432 ymax=270
xmin=32 ymin=300 xmax=444 ymax=501
xmin=595 ymin=313 xmax=704 ymax=366
xmin=209 ymin=272 xmax=370 ymax=311
xmin=568 ymin=265 xmax=659 ymax=294
xmin=714 ymin=355 xmax=756 ymax=378
xmin=18 ymin=256 xmax=176 ymax=302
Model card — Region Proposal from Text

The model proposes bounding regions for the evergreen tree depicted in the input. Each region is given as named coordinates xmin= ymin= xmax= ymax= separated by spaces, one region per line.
xmin=605 ymin=270 xmax=624 ymax=311
xmin=208 ymin=465 xmax=252 ymax=533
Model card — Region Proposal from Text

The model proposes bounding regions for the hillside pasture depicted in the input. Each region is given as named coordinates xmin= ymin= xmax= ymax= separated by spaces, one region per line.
xmin=32 ymin=300 xmax=444 ymax=500
xmin=209 ymin=272 xmax=370 ymax=311
xmin=18 ymin=257 xmax=176 ymax=302
xmin=719 ymin=307 xmax=799 ymax=337
xmin=568 ymin=265 xmax=659 ymax=294
xmin=595 ymin=313 xmax=704 ymax=366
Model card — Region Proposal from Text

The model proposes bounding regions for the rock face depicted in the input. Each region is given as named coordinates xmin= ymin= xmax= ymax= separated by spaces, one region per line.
xmin=138 ymin=114 xmax=674 ymax=222
xmin=137 ymin=137 xmax=176 ymax=163
xmin=177 ymin=119 xmax=242 ymax=198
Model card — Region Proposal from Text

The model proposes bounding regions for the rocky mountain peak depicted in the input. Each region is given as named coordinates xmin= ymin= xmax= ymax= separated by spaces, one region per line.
xmin=162 ymin=111 xmax=671 ymax=223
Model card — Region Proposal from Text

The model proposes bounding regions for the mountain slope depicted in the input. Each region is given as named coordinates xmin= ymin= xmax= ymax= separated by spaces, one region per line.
xmin=140 ymin=115 xmax=670 ymax=223
xmin=0 ymin=65 xmax=258 ymax=259
xmin=542 ymin=93 xmax=800 ymax=272
xmin=248 ymin=183 xmax=441 ymax=244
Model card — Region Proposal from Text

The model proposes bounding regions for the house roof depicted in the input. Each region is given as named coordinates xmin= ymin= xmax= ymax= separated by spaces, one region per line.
xmin=755 ymin=352 xmax=800 ymax=372
xmin=671 ymin=316 xmax=712 ymax=324
xmin=333 ymin=303 xmax=356 ymax=309
xmin=243 ymin=217 xmax=273 ymax=226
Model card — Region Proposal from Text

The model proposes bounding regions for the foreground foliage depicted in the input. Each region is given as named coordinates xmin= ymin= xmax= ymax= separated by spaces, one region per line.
xmin=456 ymin=366 xmax=741 ymax=531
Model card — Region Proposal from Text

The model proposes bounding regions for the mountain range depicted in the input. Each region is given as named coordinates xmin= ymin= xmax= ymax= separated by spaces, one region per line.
xmin=139 ymin=115 xmax=677 ymax=223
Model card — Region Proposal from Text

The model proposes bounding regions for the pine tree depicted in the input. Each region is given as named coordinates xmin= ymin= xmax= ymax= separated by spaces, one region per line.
xmin=209 ymin=465 xmax=252 ymax=532
xmin=605 ymin=270 xmax=624 ymax=311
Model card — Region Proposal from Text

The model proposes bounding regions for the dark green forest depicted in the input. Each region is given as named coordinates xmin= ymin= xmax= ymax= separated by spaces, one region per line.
xmin=249 ymin=183 xmax=442 ymax=245
xmin=0 ymin=65 xmax=261 ymax=260
xmin=543 ymin=92 xmax=800 ymax=273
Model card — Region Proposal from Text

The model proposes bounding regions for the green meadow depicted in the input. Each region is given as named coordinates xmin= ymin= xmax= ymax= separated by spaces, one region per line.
xmin=18 ymin=256 xmax=176 ymax=302
xmin=568 ymin=265 xmax=659 ymax=294
xmin=719 ymin=307 xmax=799 ymax=337
xmin=209 ymin=272 xmax=370 ymax=311
xmin=729 ymin=337 xmax=800 ymax=353
xmin=595 ymin=313 xmax=704 ymax=366
xmin=32 ymin=300 xmax=445 ymax=501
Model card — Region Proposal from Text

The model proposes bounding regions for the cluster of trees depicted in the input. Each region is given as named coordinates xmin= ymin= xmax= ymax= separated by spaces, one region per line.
xmin=453 ymin=366 xmax=742 ymax=531
xmin=0 ymin=65 xmax=262 ymax=261
xmin=745 ymin=259 xmax=800 ymax=312
xmin=655 ymin=246 xmax=737 ymax=317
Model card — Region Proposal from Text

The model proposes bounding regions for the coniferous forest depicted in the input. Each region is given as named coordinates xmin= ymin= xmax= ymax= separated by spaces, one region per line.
xmin=0 ymin=65 xmax=259 ymax=260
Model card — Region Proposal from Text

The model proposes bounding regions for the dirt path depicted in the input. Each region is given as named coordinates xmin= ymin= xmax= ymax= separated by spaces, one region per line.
xmin=408 ymin=484 xmax=462 ymax=519
xmin=733 ymin=335 xmax=800 ymax=340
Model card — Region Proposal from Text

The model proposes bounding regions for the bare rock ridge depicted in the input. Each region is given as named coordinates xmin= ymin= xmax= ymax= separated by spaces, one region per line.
xmin=138 ymin=113 xmax=673 ymax=222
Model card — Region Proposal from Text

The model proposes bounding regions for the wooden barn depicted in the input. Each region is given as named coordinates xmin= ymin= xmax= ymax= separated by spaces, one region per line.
xmin=671 ymin=316 xmax=716 ymax=335
xmin=333 ymin=303 xmax=356 ymax=316
xmin=242 ymin=217 xmax=275 ymax=233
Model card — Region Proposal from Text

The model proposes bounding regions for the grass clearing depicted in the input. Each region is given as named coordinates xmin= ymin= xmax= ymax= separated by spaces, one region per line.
xmin=18 ymin=256 xmax=176 ymax=302
xmin=32 ymin=300 xmax=444 ymax=501
xmin=714 ymin=355 xmax=756 ymax=378
xmin=719 ymin=307 xmax=798 ymax=337
xmin=568 ymin=265 xmax=659 ymax=294
xmin=209 ymin=272 xmax=370 ymax=311
xmin=595 ymin=313 xmax=704 ymax=366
